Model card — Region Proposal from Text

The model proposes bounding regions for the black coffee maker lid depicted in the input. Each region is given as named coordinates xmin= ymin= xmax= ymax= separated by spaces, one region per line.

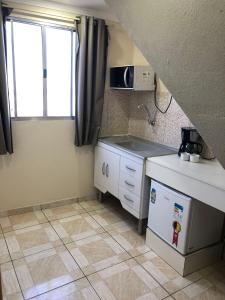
xmin=181 ymin=127 xmax=197 ymax=132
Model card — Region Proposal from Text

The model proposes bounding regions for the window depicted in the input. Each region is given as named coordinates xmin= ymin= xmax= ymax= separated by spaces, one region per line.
xmin=6 ymin=20 xmax=76 ymax=118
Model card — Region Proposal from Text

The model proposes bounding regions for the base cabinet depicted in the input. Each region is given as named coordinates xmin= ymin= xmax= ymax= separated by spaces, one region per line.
xmin=94 ymin=142 xmax=150 ymax=232
xmin=94 ymin=146 xmax=120 ymax=197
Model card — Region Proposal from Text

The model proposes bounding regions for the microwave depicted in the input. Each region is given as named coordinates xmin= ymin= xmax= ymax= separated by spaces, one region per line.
xmin=110 ymin=65 xmax=155 ymax=91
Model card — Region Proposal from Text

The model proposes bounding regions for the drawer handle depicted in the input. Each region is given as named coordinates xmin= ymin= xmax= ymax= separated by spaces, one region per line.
xmin=102 ymin=162 xmax=106 ymax=175
xmin=106 ymin=163 xmax=109 ymax=178
xmin=124 ymin=194 xmax=134 ymax=202
xmin=125 ymin=165 xmax=136 ymax=172
xmin=124 ymin=180 xmax=135 ymax=188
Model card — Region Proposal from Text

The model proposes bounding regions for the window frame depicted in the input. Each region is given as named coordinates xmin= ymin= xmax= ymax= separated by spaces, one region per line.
xmin=6 ymin=17 xmax=76 ymax=120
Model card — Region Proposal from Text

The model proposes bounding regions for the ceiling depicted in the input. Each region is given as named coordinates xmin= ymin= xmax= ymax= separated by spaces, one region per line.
xmin=5 ymin=0 xmax=115 ymax=20
xmin=46 ymin=0 xmax=108 ymax=11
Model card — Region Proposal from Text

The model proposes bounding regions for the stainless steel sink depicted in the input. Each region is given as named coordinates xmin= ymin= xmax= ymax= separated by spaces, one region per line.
xmin=99 ymin=135 xmax=177 ymax=159
xmin=115 ymin=140 xmax=150 ymax=151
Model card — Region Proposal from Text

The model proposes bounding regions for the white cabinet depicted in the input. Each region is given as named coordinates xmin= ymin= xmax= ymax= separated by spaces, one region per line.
xmin=94 ymin=142 xmax=151 ymax=233
xmin=94 ymin=146 xmax=120 ymax=197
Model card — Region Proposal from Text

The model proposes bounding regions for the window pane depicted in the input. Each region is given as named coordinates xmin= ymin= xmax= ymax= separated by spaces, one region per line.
xmin=13 ymin=22 xmax=43 ymax=117
xmin=6 ymin=21 xmax=15 ymax=117
xmin=72 ymin=32 xmax=77 ymax=117
xmin=46 ymin=27 xmax=72 ymax=116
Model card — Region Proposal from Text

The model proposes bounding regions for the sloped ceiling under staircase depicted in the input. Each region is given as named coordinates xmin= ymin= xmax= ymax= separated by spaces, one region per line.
xmin=105 ymin=0 xmax=225 ymax=168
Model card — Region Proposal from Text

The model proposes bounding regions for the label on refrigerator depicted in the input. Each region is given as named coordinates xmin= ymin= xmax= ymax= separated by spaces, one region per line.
xmin=173 ymin=203 xmax=183 ymax=222
xmin=172 ymin=221 xmax=181 ymax=247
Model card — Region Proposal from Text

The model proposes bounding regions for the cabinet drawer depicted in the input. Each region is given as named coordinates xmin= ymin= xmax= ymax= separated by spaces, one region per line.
xmin=120 ymin=171 xmax=142 ymax=196
xmin=120 ymin=157 xmax=143 ymax=179
xmin=119 ymin=187 xmax=141 ymax=212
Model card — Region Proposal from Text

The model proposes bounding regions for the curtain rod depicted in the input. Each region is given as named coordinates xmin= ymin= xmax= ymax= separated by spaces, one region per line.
xmin=2 ymin=2 xmax=80 ymax=22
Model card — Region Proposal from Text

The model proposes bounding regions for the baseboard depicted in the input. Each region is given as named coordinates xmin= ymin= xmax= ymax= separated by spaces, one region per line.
xmin=0 ymin=193 xmax=97 ymax=217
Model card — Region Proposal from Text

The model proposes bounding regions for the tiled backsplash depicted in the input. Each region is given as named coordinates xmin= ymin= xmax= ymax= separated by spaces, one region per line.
xmin=101 ymin=89 xmax=129 ymax=136
xmin=101 ymin=85 xmax=192 ymax=149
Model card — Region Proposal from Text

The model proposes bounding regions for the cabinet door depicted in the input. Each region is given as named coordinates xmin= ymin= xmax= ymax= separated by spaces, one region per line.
xmin=105 ymin=150 xmax=120 ymax=197
xmin=94 ymin=146 xmax=108 ymax=193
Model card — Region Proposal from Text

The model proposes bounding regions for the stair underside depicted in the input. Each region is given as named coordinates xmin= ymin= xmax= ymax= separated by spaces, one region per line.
xmin=105 ymin=0 xmax=225 ymax=168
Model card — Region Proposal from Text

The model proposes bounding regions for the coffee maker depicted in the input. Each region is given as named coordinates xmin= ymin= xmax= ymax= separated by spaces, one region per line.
xmin=178 ymin=127 xmax=203 ymax=156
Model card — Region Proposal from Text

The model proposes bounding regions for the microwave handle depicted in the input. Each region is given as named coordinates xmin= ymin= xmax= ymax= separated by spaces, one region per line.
xmin=124 ymin=67 xmax=129 ymax=88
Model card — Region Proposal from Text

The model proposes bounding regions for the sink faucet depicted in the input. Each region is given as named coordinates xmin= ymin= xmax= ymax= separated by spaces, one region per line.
xmin=137 ymin=104 xmax=156 ymax=126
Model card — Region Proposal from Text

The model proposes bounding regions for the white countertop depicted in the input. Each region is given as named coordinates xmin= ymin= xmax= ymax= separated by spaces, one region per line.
xmin=147 ymin=155 xmax=225 ymax=192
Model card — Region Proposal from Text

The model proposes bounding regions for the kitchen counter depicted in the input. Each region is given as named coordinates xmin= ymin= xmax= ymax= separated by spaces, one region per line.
xmin=99 ymin=135 xmax=176 ymax=159
xmin=146 ymin=154 xmax=225 ymax=212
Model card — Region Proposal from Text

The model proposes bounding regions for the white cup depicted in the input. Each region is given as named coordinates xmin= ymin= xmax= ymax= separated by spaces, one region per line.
xmin=180 ymin=152 xmax=190 ymax=161
xmin=190 ymin=154 xmax=200 ymax=163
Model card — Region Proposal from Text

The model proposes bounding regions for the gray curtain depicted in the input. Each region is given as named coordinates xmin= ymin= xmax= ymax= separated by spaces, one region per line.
xmin=75 ymin=16 xmax=108 ymax=146
xmin=0 ymin=3 xmax=13 ymax=154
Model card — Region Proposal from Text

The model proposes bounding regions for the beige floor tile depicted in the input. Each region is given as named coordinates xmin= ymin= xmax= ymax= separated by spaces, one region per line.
xmin=109 ymin=223 xmax=150 ymax=257
xmin=51 ymin=213 xmax=104 ymax=244
xmin=197 ymin=261 xmax=225 ymax=278
xmin=173 ymin=277 xmax=225 ymax=299
xmin=90 ymin=208 xmax=132 ymax=231
xmin=1 ymin=261 xmax=23 ymax=300
xmin=13 ymin=245 xmax=84 ymax=299
xmin=88 ymin=258 xmax=168 ymax=300
xmin=172 ymin=263 xmax=225 ymax=299
xmin=136 ymin=251 xmax=202 ymax=294
xmin=42 ymin=203 xmax=85 ymax=221
xmin=5 ymin=223 xmax=62 ymax=260
xmin=0 ymin=210 xmax=48 ymax=233
xmin=0 ymin=234 xmax=11 ymax=264
xmin=66 ymin=232 xmax=131 ymax=275
xmin=79 ymin=199 xmax=106 ymax=212
xmin=32 ymin=278 xmax=100 ymax=300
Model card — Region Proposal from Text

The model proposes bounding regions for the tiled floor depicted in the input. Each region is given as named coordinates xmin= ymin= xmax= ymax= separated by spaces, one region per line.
xmin=1 ymin=198 xmax=225 ymax=300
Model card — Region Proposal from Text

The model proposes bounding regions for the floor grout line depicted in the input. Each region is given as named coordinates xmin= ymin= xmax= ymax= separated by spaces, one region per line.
xmin=132 ymin=254 xmax=171 ymax=297
xmin=85 ymin=275 xmax=101 ymax=299
xmin=2 ymin=220 xmax=63 ymax=261
xmin=17 ymin=202 xmax=129 ymax=299
xmin=80 ymin=206 xmax=173 ymax=298
xmin=4 ymin=239 xmax=25 ymax=300
xmin=2 ymin=199 xmax=221 ymax=299
xmin=25 ymin=278 xmax=85 ymax=300
xmin=48 ymin=214 xmax=108 ymax=247
xmin=132 ymin=253 xmax=213 ymax=297
xmin=1 ymin=205 xmax=110 ymax=263
xmin=11 ymin=244 xmax=86 ymax=300
xmin=0 ymin=212 xmax=49 ymax=234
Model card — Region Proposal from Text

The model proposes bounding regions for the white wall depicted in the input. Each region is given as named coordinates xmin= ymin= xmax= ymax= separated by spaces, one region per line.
xmin=0 ymin=120 xmax=94 ymax=211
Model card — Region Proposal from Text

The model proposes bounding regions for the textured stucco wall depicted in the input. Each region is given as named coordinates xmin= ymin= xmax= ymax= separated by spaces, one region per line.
xmin=105 ymin=0 xmax=225 ymax=167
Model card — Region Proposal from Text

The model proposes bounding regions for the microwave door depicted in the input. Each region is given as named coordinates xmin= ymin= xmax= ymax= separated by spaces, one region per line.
xmin=124 ymin=67 xmax=129 ymax=88
xmin=110 ymin=67 xmax=126 ymax=88
xmin=124 ymin=66 xmax=134 ymax=88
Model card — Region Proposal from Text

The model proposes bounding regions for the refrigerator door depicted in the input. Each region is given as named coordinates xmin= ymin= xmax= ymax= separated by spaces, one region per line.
xmin=148 ymin=180 xmax=192 ymax=254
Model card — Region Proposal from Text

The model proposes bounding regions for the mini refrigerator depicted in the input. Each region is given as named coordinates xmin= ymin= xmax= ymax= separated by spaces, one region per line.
xmin=148 ymin=180 xmax=224 ymax=255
